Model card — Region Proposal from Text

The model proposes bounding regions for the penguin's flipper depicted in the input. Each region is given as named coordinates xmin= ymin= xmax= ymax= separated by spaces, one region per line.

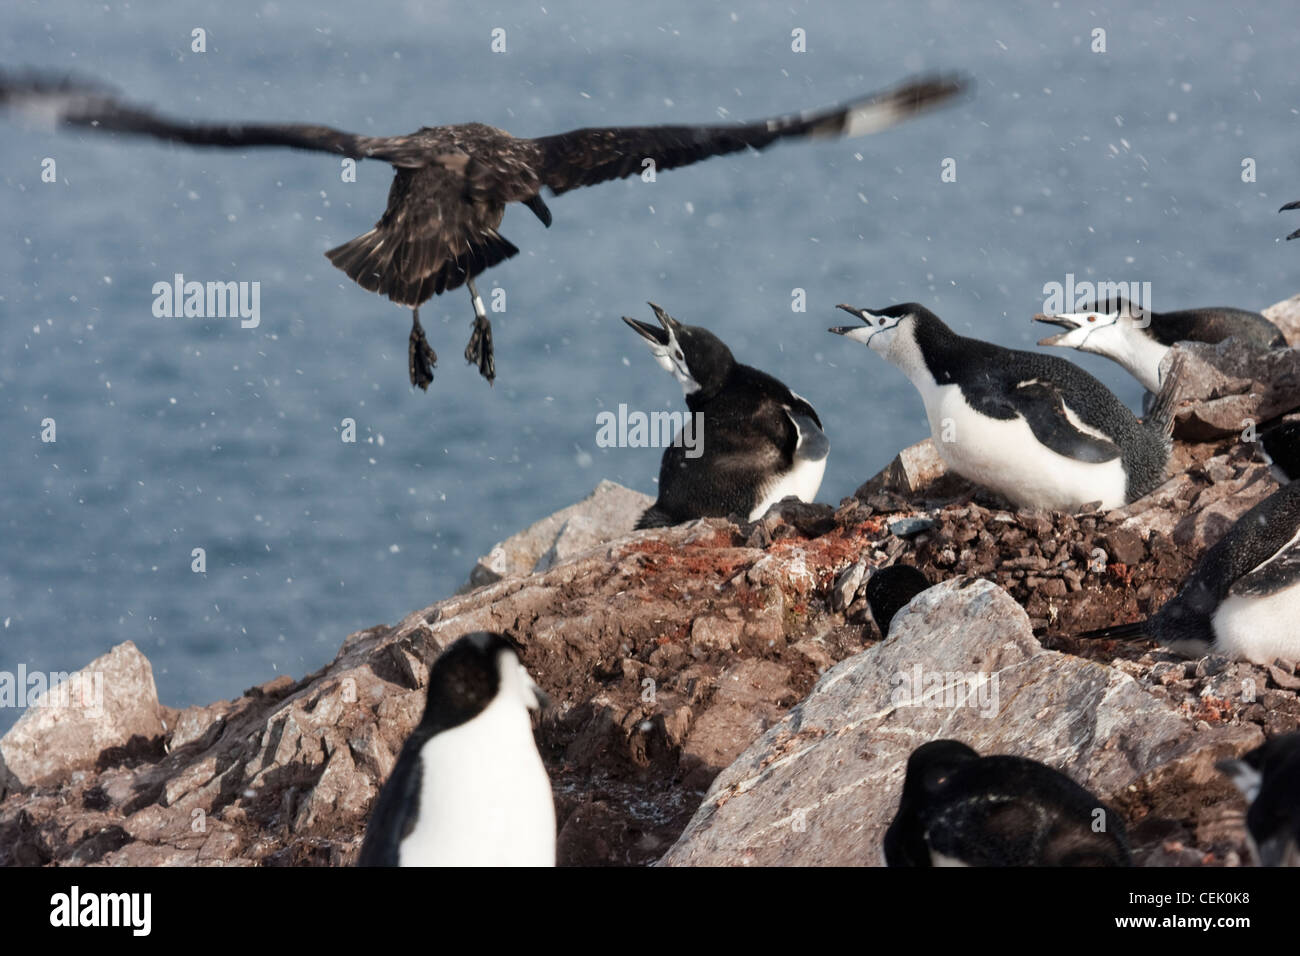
xmin=782 ymin=387 xmax=824 ymax=430
xmin=989 ymin=380 xmax=1120 ymax=464
xmin=786 ymin=410 xmax=830 ymax=462
xmin=356 ymin=739 xmax=424 ymax=867
xmin=1231 ymin=540 xmax=1300 ymax=597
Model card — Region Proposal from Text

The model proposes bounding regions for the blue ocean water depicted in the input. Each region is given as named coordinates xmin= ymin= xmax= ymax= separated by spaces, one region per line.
xmin=1 ymin=0 xmax=1297 ymax=729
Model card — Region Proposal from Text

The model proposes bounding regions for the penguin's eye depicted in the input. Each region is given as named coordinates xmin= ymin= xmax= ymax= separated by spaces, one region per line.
xmin=674 ymin=351 xmax=684 ymax=361
xmin=879 ymin=318 xmax=887 ymax=326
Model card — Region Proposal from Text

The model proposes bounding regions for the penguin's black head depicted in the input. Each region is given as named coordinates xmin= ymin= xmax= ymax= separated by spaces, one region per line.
xmin=898 ymin=739 xmax=980 ymax=811
xmin=1217 ymin=732 xmax=1300 ymax=867
xmin=418 ymin=632 xmax=546 ymax=735
xmin=885 ymin=738 xmax=980 ymax=867
xmin=623 ymin=303 xmax=734 ymax=397
xmin=1078 ymin=294 xmax=1137 ymax=317
xmin=865 ymin=564 xmax=930 ymax=637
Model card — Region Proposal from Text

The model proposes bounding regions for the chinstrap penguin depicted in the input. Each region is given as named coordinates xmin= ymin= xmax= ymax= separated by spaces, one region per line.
xmin=1081 ymin=480 xmax=1300 ymax=665
xmin=865 ymin=564 xmax=931 ymax=637
xmin=1034 ymin=296 xmax=1283 ymax=394
xmin=883 ymin=739 xmax=1132 ymax=867
xmin=625 ymin=303 xmax=829 ymax=528
xmin=830 ymin=302 xmax=1176 ymax=512
xmin=1217 ymin=732 xmax=1300 ymax=867
xmin=0 ymin=69 xmax=966 ymax=389
xmin=356 ymin=631 xmax=555 ymax=867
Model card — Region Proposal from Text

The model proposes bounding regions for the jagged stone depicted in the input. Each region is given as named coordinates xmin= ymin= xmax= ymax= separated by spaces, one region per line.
xmin=6 ymin=295 xmax=1300 ymax=866
xmin=463 ymin=479 xmax=653 ymax=589
xmin=854 ymin=438 xmax=973 ymax=501
xmin=659 ymin=579 xmax=1262 ymax=866
xmin=0 ymin=642 xmax=165 ymax=792
xmin=1263 ymin=293 xmax=1300 ymax=345
xmin=1166 ymin=339 xmax=1300 ymax=441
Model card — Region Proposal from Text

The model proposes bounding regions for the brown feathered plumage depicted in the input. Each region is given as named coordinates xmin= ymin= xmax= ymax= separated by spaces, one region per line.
xmin=2 ymin=69 xmax=968 ymax=388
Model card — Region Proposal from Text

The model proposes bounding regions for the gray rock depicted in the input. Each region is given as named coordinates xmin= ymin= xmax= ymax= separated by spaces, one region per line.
xmin=1263 ymin=293 xmax=1300 ymax=346
xmin=830 ymin=561 xmax=867 ymax=611
xmin=888 ymin=516 xmax=936 ymax=538
xmin=855 ymin=439 xmax=973 ymax=501
xmin=0 ymin=642 xmax=165 ymax=790
xmin=163 ymin=699 xmax=233 ymax=752
xmin=1101 ymin=527 xmax=1145 ymax=565
xmin=464 ymin=480 xmax=654 ymax=589
xmin=537 ymin=513 xmax=629 ymax=572
xmin=1164 ymin=339 xmax=1300 ymax=442
xmin=680 ymin=660 xmax=792 ymax=778
xmin=1268 ymin=662 xmax=1300 ymax=691
xmin=659 ymin=578 xmax=1259 ymax=867
xmin=1110 ymin=455 xmax=1274 ymax=549
xmin=1195 ymin=655 xmax=1233 ymax=679
xmin=689 ymin=615 xmax=744 ymax=652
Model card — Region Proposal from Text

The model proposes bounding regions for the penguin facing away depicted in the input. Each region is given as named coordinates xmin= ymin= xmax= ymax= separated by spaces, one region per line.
xmin=625 ymin=303 xmax=829 ymax=528
xmin=864 ymin=564 xmax=931 ymax=637
xmin=357 ymin=632 xmax=555 ymax=867
xmin=1034 ymin=296 xmax=1284 ymax=394
xmin=1080 ymin=480 xmax=1300 ymax=665
xmin=1217 ymin=732 xmax=1300 ymax=867
xmin=830 ymin=302 xmax=1175 ymax=512
xmin=883 ymin=739 xmax=1133 ymax=867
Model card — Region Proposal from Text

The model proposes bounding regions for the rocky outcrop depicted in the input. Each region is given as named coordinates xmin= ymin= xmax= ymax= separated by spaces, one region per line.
xmin=1263 ymin=292 xmax=1300 ymax=345
xmin=853 ymin=438 xmax=973 ymax=500
xmin=463 ymin=479 xmax=653 ymax=590
xmin=4 ymin=297 xmax=1300 ymax=868
xmin=659 ymin=578 xmax=1260 ymax=866
xmin=1165 ymin=339 xmax=1300 ymax=442
xmin=0 ymin=497 xmax=878 ymax=866
xmin=2 ymin=473 xmax=1296 ymax=866
xmin=0 ymin=642 xmax=164 ymax=797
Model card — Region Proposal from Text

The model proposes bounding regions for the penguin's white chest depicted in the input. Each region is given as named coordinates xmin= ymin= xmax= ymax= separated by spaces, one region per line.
xmin=919 ymin=382 xmax=1129 ymax=511
xmin=399 ymin=695 xmax=555 ymax=866
xmin=746 ymin=410 xmax=829 ymax=520
xmin=749 ymin=455 xmax=827 ymax=520
xmin=1211 ymin=582 xmax=1300 ymax=665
